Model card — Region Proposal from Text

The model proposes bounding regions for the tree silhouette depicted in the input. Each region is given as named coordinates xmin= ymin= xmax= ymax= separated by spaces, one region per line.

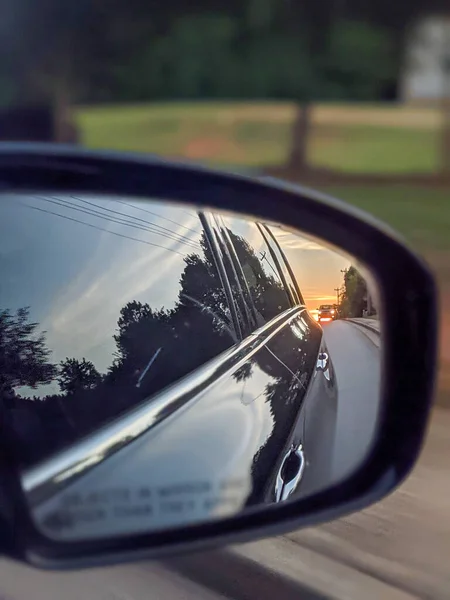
xmin=103 ymin=226 xmax=300 ymax=434
xmin=107 ymin=232 xmax=243 ymax=403
xmin=5 ymin=221 xmax=320 ymax=481
xmin=179 ymin=233 xmax=236 ymax=336
xmin=108 ymin=303 xmax=175 ymax=401
xmin=338 ymin=266 xmax=368 ymax=317
xmin=0 ymin=307 xmax=60 ymax=467
xmin=58 ymin=357 xmax=101 ymax=395
xmin=0 ymin=307 xmax=56 ymax=393
xmin=219 ymin=228 xmax=291 ymax=326
xmin=109 ymin=291 xmax=234 ymax=404
xmin=113 ymin=302 xmax=171 ymax=368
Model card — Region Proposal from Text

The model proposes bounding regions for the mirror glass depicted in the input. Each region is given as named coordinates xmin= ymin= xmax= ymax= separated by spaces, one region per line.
xmin=0 ymin=191 xmax=382 ymax=541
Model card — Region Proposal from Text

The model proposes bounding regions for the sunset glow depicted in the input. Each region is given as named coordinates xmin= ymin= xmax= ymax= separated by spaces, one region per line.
xmin=269 ymin=226 xmax=352 ymax=314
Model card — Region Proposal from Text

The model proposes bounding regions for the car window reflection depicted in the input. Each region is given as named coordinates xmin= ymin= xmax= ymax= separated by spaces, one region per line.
xmin=220 ymin=216 xmax=292 ymax=325
xmin=0 ymin=194 xmax=310 ymax=469
xmin=0 ymin=194 xmax=236 ymax=466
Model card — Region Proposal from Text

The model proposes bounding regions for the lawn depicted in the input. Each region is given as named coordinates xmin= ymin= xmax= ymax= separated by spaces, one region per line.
xmin=324 ymin=186 xmax=450 ymax=256
xmin=76 ymin=101 xmax=440 ymax=174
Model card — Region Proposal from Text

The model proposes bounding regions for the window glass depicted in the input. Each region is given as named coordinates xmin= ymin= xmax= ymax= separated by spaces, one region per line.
xmin=212 ymin=214 xmax=257 ymax=335
xmin=269 ymin=224 xmax=354 ymax=315
xmin=260 ymin=225 xmax=302 ymax=305
xmin=220 ymin=216 xmax=292 ymax=325
xmin=0 ymin=193 xmax=236 ymax=466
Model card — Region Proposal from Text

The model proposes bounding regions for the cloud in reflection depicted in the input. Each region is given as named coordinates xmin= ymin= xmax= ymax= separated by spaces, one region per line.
xmin=269 ymin=227 xmax=352 ymax=312
xmin=2 ymin=192 xmax=362 ymax=393
xmin=40 ymin=198 xmax=201 ymax=374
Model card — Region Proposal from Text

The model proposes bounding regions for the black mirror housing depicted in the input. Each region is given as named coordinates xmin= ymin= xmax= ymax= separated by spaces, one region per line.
xmin=0 ymin=143 xmax=437 ymax=569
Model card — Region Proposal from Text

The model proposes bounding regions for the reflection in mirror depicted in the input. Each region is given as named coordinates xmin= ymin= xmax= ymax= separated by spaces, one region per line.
xmin=0 ymin=191 xmax=382 ymax=541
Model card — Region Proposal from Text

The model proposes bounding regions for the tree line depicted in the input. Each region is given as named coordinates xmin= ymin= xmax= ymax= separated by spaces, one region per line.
xmin=1 ymin=0 xmax=449 ymax=172
xmin=336 ymin=266 xmax=376 ymax=319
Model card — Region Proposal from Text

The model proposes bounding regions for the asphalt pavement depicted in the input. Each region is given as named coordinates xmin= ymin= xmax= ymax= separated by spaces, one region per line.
xmin=0 ymin=557 xmax=228 ymax=600
xmin=0 ymin=527 xmax=412 ymax=600
xmin=322 ymin=319 xmax=382 ymax=485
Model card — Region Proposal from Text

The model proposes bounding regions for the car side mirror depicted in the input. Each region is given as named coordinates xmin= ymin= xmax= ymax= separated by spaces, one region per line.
xmin=0 ymin=144 xmax=437 ymax=569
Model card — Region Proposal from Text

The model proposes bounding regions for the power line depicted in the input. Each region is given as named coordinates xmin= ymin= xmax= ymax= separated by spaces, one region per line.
xmin=35 ymin=196 xmax=201 ymax=252
xmin=18 ymin=202 xmax=188 ymax=257
xmin=179 ymin=208 xmax=199 ymax=219
xmin=111 ymin=198 xmax=201 ymax=235
xmin=64 ymin=195 xmax=201 ymax=249
xmin=71 ymin=195 xmax=201 ymax=245
xmin=259 ymin=250 xmax=279 ymax=281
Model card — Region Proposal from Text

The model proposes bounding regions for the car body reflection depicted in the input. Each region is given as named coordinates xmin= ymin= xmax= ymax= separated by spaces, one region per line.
xmin=0 ymin=192 xmax=339 ymax=540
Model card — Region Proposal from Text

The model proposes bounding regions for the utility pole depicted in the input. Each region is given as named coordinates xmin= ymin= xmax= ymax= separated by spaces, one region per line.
xmin=334 ymin=287 xmax=340 ymax=305
xmin=259 ymin=251 xmax=278 ymax=280
xmin=337 ymin=269 xmax=347 ymax=317
xmin=366 ymin=290 xmax=373 ymax=316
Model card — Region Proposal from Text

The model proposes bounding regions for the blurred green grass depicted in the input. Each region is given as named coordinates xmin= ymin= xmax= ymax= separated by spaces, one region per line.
xmin=325 ymin=186 xmax=450 ymax=255
xmin=311 ymin=127 xmax=438 ymax=174
xmin=76 ymin=102 xmax=439 ymax=173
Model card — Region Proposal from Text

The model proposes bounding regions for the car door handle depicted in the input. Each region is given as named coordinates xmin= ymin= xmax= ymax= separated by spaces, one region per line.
xmin=316 ymin=352 xmax=329 ymax=371
xmin=275 ymin=442 xmax=306 ymax=502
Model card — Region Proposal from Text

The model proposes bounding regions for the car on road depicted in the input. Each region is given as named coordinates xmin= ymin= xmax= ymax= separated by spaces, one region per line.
xmin=318 ymin=304 xmax=336 ymax=324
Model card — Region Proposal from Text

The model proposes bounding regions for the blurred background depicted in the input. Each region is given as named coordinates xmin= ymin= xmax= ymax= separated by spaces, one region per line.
xmin=1 ymin=1 xmax=450 ymax=597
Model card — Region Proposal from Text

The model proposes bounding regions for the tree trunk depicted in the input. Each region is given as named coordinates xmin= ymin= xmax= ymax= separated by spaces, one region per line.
xmin=287 ymin=103 xmax=312 ymax=173
xmin=440 ymin=26 xmax=450 ymax=175
xmin=441 ymin=56 xmax=450 ymax=175
xmin=52 ymin=82 xmax=80 ymax=144
xmin=441 ymin=97 xmax=450 ymax=175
